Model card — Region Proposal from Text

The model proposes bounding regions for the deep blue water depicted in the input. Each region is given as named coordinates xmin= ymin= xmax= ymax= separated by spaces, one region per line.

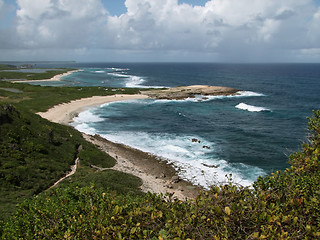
xmin=34 ymin=63 xmax=320 ymax=188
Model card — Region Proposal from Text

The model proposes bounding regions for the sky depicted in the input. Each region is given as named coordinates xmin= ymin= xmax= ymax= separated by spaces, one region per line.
xmin=0 ymin=0 xmax=320 ymax=63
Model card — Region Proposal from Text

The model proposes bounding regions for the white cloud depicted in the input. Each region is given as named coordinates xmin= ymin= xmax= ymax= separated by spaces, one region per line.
xmin=16 ymin=0 xmax=108 ymax=48
xmin=0 ymin=0 xmax=5 ymax=16
xmin=1 ymin=0 xmax=320 ymax=62
xmin=103 ymin=0 xmax=320 ymax=57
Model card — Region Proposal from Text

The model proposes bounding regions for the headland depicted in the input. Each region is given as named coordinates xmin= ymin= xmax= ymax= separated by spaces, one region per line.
xmin=38 ymin=85 xmax=239 ymax=199
xmin=142 ymin=85 xmax=238 ymax=100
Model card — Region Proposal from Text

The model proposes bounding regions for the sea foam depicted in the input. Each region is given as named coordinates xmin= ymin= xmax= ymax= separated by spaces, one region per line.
xmin=235 ymin=103 xmax=271 ymax=112
xmin=236 ymin=91 xmax=266 ymax=97
xmin=71 ymin=96 xmax=268 ymax=189
xmin=71 ymin=109 xmax=104 ymax=135
xmin=107 ymin=67 xmax=129 ymax=71
xmin=107 ymin=72 xmax=128 ymax=78
xmin=149 ymin=90 xmax=266 ymax=103
xmin=107 ymin=71 xmax=148 ymax=88
xmin=107 ymin=71 xmax=165 ymax=88
xmin=99 ymin=131 xmax=265 ymax=188
xmin=125 ymin=76 xmax=146 ymax=88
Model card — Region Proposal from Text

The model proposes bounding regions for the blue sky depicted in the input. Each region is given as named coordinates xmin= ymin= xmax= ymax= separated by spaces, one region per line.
xmin=1 ymin=0 xmax=320 ymax=62
xmin=103 ymin=0 xmax=320 ymax=16
xmin=103 ymin=0 xmax=210 ymax=16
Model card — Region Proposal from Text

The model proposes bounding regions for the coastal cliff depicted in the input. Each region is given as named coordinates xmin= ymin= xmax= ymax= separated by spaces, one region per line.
xmin=142 ymin=85 xmax=238 ymax=100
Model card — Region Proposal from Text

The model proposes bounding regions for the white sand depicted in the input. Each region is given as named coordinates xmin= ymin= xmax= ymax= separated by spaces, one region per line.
xmin=38 ymin=94 xmax=199 ymax=200
xmin=12 ymin=69 xmax=81 ymax=83
xmin=37 ymin=94 xmax=150 ymax=125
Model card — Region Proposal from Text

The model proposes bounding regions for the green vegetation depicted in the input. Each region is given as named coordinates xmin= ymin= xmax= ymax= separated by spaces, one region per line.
xmin=0 ymin=76 xmax=142 ymax=221
xmin=1 ymin=110 xmax=319 ymax=239
xmin=0 ymin=104 xmax=118 ymax=220
xmin=0 ymin=70 xmax=319 ymax=238
xmin=0 ymin=69 xmax=76 ymax=80
xmin=0 ymin=80 xmax=140 ymax=113
xmin=0 ymin=64 xmax=17 ymax=70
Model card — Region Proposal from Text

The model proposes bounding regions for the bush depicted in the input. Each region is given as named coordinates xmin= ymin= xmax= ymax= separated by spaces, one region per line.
xmin=0 ymin=104 xmax=116 ymax=220
xmin=2 ymin=110 xmax=320 ymax=239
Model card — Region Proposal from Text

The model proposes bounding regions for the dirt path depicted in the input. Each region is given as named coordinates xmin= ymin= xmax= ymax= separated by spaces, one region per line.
xmin=84 ymin=134 xmax=201 ymax=200
xmin=50 ymin=157 xmax=79 ymax=189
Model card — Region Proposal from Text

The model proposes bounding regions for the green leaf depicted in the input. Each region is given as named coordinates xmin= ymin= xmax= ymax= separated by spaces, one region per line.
xmin=225 ymin=207 xmax=231 ymax=216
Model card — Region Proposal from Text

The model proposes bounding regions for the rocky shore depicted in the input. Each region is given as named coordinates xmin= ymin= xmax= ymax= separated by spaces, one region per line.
xmin=142 ymin=85 xmax=238 ymax=100
xmin=38 ymin=85 xmax=240 ymax=199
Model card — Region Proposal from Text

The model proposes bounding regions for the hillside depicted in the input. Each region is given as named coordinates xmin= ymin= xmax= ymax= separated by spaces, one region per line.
xmin=0 ymin=103 xmax=130 ymax=219
xmin=0 ymin=78 xmax=319 ymax=238
xmin=0 ymin=80 xmax=143 ymax=221
xmin=1 ymin=107 xmax=319 ymax=238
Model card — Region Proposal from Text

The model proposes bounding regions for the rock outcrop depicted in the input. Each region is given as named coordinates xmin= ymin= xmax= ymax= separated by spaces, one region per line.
xmin=142 ymin=85 xmax=238 ymax=100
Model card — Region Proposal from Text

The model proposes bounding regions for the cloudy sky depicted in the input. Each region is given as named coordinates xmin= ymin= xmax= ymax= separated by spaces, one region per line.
xmin=1 ymin=0 xmax=320 ymax=62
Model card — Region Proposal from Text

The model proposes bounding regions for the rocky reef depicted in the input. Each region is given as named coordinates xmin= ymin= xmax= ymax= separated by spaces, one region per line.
xmin=142 ymin=85 xmax=238 ymax=100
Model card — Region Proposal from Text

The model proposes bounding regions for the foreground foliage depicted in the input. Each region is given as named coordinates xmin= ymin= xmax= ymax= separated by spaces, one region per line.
xmin=0 ymin=77 xmax=142 ymax=221
xmin=0 ymin=104 xmax=117 ymax=220
xmin=1 ymin=110 xmax=320 ymax=239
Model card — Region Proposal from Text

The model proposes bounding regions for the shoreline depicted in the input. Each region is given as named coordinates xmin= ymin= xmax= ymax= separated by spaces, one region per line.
xmin=83 ymin=134 xmax=201 ymax=199
xmin=38 ymin=94 xmax=201 ymax=200
xmin=37 ymin=94 xmax=150 ymax=125
xmin=12 ymin=69 xmax=81 ymax=83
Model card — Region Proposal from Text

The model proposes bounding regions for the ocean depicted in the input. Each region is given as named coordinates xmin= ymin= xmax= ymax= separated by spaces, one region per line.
xmin=34 ymin=63 xmax=320 ymax=189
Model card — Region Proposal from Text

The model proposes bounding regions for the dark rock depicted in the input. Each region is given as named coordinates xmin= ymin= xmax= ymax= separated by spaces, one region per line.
xmin=0 ymin=104 xmax=20 ymax=124
xmin=202 ymin=163 xmax=220 ymax=168
xmin=164 ymin=181 xmax=173 ymax=189
xmin=171 ymin=176 xmax=180 ymax=183
xmin=192 ymin=138 xmax=201 ymax=143
xmin=159 ymin=172 xmax=166 ymax=178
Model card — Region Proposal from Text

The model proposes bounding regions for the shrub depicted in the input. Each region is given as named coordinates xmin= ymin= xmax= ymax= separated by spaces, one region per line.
xmin=2 ymin=110 xmax=320 ymax=239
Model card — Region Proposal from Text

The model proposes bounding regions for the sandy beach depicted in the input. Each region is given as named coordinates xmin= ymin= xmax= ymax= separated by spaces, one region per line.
xmin=38 ymin=94 xmax=201 ymax=200
xmin=38 ymin=94 xmax=150 ymax=125
xmin=12 ymin=69 xmax=81 ymax=83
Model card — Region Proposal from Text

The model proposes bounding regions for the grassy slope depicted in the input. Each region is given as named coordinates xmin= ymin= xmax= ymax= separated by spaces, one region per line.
xmin=1 ymin=111 xmax=319 ymax=239
xmin=0 ymin=79 xmax=143 ymax=221
xmin=1 ymin=74 xmax=320 ymax=238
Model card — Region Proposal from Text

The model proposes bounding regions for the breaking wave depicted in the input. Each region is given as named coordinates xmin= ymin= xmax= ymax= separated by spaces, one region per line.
xmin=236 ymin=103 xmax=271 ymax=112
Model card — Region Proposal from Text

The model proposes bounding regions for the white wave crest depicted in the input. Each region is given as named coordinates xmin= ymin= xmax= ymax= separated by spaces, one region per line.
xmin=236 ymin=91 xmax=266 ymax=97
xmin=236 ymin=103 xmax=271 ymax=112
xmin=71 ymin=109 xmax=104 ymax=135
xmin=153 ymin=91 xmax=266 ymax=103
xmin=125 ymin=76 xmax=146 ymax=88
xmin=107 ymin=72 xmax=147 ymax=88
xmin=107 ymin=72 xmax=128 ymax=78
xmin=107 ymin=67 xmax=129 ymax=71
xmin=99 ymin=131 xmax=265 ymax=188
xmin=71 ymin=104 xmax=266 ymax=188
xmin=107 ymin=72 xmax=164 ymax=88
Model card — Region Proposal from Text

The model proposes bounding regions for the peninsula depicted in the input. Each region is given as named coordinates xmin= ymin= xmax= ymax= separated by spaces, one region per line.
xmin=36 ymin=85 xmax=239 ymax=199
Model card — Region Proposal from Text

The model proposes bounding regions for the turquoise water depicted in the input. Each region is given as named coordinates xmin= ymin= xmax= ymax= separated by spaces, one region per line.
xmin=35 ymin=63 xmax=320 ymax=188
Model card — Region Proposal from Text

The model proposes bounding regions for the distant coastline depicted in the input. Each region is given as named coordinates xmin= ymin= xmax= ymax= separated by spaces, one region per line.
xmin=37 ymin=84 xmax=240 ymax=199
xmin=12 ymin=69 xmax=81 ymax=83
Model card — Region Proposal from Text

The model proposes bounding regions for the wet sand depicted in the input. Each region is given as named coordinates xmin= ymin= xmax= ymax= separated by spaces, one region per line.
xmin=38 ymin=94 xmax=201 ymax=200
